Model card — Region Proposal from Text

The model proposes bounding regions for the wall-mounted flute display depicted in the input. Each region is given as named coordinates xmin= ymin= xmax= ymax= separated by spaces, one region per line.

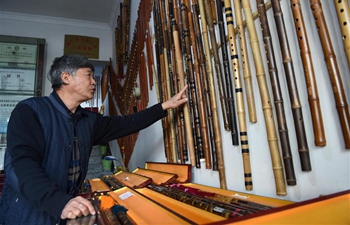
xmin=109 ymin=0 xmax=349 ymax=197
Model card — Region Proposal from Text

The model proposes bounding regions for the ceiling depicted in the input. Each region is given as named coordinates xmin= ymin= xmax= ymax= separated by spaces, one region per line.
xmin=0 ymin=0 xmax=121 ymax=25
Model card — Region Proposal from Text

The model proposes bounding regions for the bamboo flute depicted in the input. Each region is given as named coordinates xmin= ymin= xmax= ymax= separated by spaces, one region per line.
xmin=172 ymin=18 xmax=197 ymax=167
xmin=222 ymin=0 xmax=253 ymax=190
xmin=333 ymin=0 xmax=350 ymax=69
xmin=198 ymin=0 xmax=227 ymax=189
xmin=256 ymin=0 xmax=296 ymax=185
xmin=188 ymin=6 xmax=212 ymax=169
xmin=202 ymin=0 xmax=233 ymax=137
xmin=310 ymin=0 xmax=350 ymax=149
xmin=271 ymin=0 xmax=312 ymax=172
xmin=207 ymin=0 xmax=240 ymax=146
xmin=192 ymin=0 xmax=217 ymax=170
xmin=233 ymin=0 xmax=257 ymax=123
xmin=173 ymin=0 xmax=188 ymax=163
xmin=159 ymin=0 xmax=178 ymax=162
xmin=241 ymin=0 xmax=286 ymax=195
xmin=290 ymin=0 xmax=326 ymax=147
xmin=180 ymin=0 xmax=206 ymax=167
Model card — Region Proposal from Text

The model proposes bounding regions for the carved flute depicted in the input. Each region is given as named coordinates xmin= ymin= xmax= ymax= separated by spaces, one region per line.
xmin=310 ymin=0 xmax=350 ymax=149
xmin=198 ymin=0 xmax=227 ymax=189
xmin=333 ymin=0 xmax=350 ymax=68
xmin=222 ymin=0 xmax=253 ymax=190
xmin=172 ymin=18 xmax=197 ymax=166
xmin=241 ymin=0 xmax=286 ymax=195
xmin=192 ymin=0 xmax=217 ymax=170
xmin=290 ymin=0 xmax=326 ymax=147
xmin=256 ymin=0 xmax=296 ymax=185
xmin=271 ymin=0 xmax=312 ymax=171
xmin=180 ymin=0 xmax=205 ymax=167
xmin=212 ymin=0 xmax=240 ymax=147
xmin=233 ymin=0 xmax=257 ymax=123
xmin=203 ymin=0 xmax=234 ymax=139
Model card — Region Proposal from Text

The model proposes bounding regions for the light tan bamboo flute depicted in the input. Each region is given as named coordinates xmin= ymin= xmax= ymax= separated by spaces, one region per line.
xmin=172 ymin=19 xmax=196 ymax=167
xmin=334 ymin=0 xmax=350 ymax=69
xmin=241 ymin=0 xmax=286 ymax=195
xmin=223 ymin=0 xmax=252 ymax=191
xmin=233 ymin=0 xmax=257 ymax=123
xmin=198 ymin=0 xmax=227 ymax=189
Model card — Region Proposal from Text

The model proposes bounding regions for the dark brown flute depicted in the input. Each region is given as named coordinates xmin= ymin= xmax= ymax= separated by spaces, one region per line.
xmin=233 ymin=0 xmax=257 ymax=123
xmin=223 ymin=0 xmax=253 ymax=190
xmin=310 ymin=0 xmax=350 ymax=149
xmin=192 ymin=0 xmax=218 ymax=170
xmin=198 ymin=0 xmax=227 ymax=189
xmin=204 ymin=0 xmax=239 ymax=147
xmin=180 ymin=0 xmax=205 ymax=167
xmin=256 ymin=0 xmax=296 ymax=185
xmin=271 ymin=0 xmax=312 ymax=171
xmin=213 ymin=0 xmax=241 ymax=147
xmin=333 ymin=0 xmax=350 ymax=68
xmin=188 ymin=10 xmax=212 ymax=169
xmin=290 ymin=0 xmax=326 ymax=147
xmin=242 ymin=0 xmax=286 ymax=195
xmin=172 ymin=18 xmax=197 ymax=166
xmin=145 ymin=22 xmax=154 ymax=90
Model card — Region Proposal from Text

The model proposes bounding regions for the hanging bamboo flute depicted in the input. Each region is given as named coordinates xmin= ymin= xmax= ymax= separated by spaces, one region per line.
xmin=223 ymin=0 xmax=253 ymax=190
xmin=333 ymin=0 xmax=350 ymax=68
xmin=271 ymin=0 xmax=311 ymax=172
xmin=290 ymin=0 xmax=326 ymax=147
xmin=310 ymin=0 xmax=350 ymax=149
xmin=241 ymin=0 xmax=286 ymax=196
xmin=192 ymin=0 xmax=218 ymax=170
xmin=256 ymin=0 xmax=296 ymax=185
xmin=198 ymin=0 xmax=227 ymax=189
xmin=233 ymin=0 xmax=257 ymax=123
xmin=172 ymin=18 xmax=197 ymax=166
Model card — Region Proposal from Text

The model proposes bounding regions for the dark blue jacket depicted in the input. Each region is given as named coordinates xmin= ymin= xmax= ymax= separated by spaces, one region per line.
xmin=0 ymin=92 xmax=167 ymax=224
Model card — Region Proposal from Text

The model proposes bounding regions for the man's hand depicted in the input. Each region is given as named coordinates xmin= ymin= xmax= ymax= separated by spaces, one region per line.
xmin=162 ymin=85 xmax=188 ymax=110
xmin=61 ymin=196 xmax=96 ymax=219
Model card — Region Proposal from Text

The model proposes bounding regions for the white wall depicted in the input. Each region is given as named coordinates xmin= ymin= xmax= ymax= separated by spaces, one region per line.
xmin=1 ymin=0 xmax=349 ymax=203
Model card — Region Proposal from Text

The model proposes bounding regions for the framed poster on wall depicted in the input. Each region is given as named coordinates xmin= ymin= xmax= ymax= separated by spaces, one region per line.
xmin=0 ymin=35 xmax=46 ymax=171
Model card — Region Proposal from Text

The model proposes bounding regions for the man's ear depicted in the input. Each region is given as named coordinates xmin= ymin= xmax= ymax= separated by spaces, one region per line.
xmin=61 ymin=72 xmax=70 ymax=85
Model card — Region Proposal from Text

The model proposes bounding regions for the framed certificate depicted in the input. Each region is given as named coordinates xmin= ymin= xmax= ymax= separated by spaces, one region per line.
xmin=0 ymin=35 xmax=46 ymax=171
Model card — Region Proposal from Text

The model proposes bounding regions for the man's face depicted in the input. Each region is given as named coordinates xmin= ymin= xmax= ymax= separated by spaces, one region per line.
xmin=70 ymin=68 xmax=96 ymax=102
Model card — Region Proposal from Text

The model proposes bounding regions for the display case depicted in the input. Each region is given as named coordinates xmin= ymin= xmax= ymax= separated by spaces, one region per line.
xmin=0 ymin=35 xmax=46 ymax=175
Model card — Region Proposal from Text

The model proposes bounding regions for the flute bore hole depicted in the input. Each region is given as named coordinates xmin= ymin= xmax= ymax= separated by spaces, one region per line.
xmin=343 ymin=22 xmax=347 ymax=26
xmin=340 ymin=9 xmax=344 ymax=13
